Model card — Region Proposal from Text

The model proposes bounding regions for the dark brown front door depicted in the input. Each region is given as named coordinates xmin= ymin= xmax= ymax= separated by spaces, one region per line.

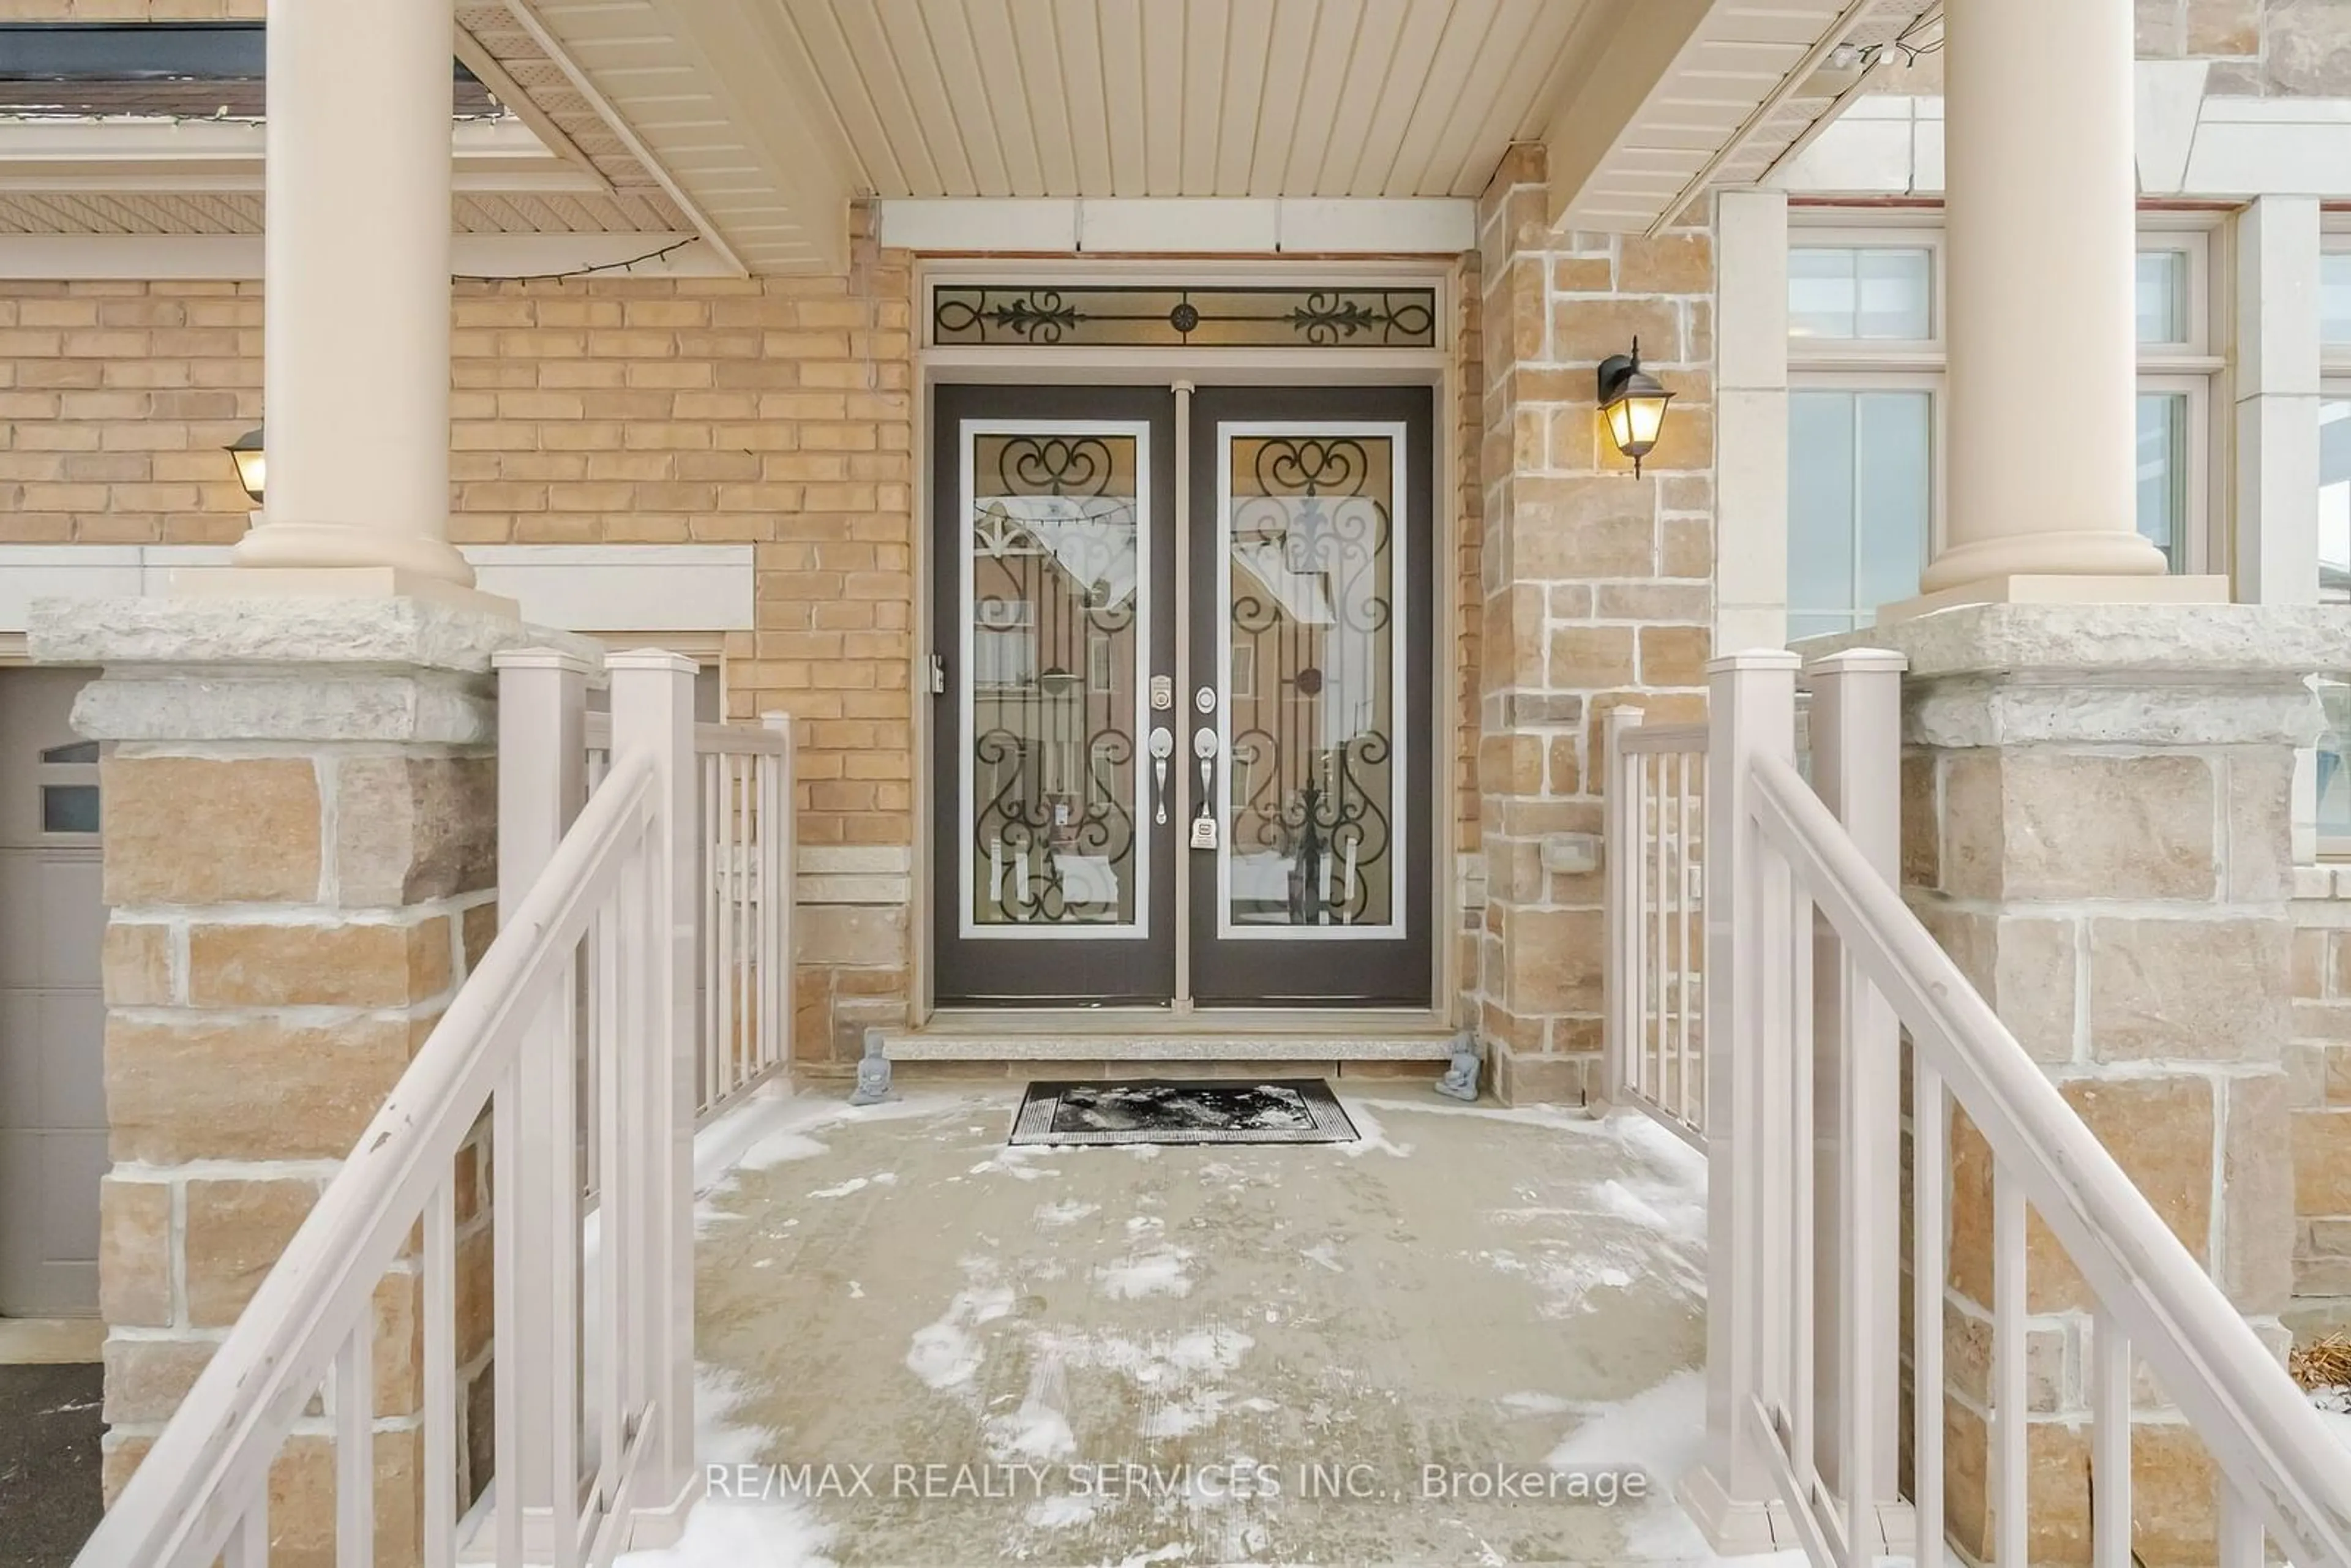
xmin=929 ymin=383 xmax=1434 ymax=1008
xmin=1185 ymin=386 xmax=1434 ymax=1004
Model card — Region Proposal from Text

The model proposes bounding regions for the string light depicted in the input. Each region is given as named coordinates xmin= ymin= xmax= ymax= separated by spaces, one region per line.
xmin=451 ymin=236 xmax=697 ymax=285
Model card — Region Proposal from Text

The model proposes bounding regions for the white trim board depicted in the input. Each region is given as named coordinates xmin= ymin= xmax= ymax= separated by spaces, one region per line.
xmin=0 ymin=233 xmax=731 ymax=281
xmin=1771 ymin=77 xmax=2351 ymax=200
xmin=0 ymin=116 xmax=590 ymax=193
xmin=879 ymin=198 xmax=1476 ymax=255
xmin=0 ymin=544 xmax=753 ymax=635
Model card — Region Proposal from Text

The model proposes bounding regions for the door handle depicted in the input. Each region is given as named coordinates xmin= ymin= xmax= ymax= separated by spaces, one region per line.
xmin=1189 ymin=729 xmax=1221 ymax=849
xmin=1147 ymin=727 xmax=1174 ymax=823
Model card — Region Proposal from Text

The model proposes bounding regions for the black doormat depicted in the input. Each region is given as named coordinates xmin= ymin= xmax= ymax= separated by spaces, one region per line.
xmin=1011 ymin=1078 xmax=1357 ymax=1146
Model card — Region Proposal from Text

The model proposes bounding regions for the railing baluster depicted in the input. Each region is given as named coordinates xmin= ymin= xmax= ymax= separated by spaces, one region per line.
xmin=2092 ymin=1310 xmax=2131 ymax=1568
xmin=1790 ymin=865 xmax=1816 ymax=1495
xmin=597 ymin=875 xmax=626 ymax=1506
xmin=735 ymin=751 xmax=754 ymax=1100
xmin=714 ymin=756 xmax=736 ymax=1114
xmin=1651 ymin=752 xmax=1668 ymax=1105
xmin=2219 ymin=1485 xmax=2265 ymax=1568
xmin=424 ymin=1176 xmax=456 ymax=1568
xmin=1676 ymin=749 xmax=1695 ymax=1128
xmin=336 ymin=1321 xmax=375 ymax=1568
xmin=1993 ymin=1171 xmax=2028 ymax=1568
xmin=1914 ymin=1055 xmax=1947 ymax=1568
xmin=225 ymin=1495 xmax=268 ymax=1568
xmin=703 ymin=750 xmax=721 ymax=1117
xmin=763 ymin=713 xmax=795 ymax=1085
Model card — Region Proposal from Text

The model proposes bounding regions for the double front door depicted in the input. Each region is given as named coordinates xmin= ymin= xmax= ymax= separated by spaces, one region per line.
xmin=931 ymin=384 xmax=1434 ymax=1007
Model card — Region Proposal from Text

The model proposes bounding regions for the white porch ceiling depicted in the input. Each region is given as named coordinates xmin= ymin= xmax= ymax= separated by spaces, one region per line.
xmin=0 ymin=0 xmax=1938 ymax=269
xmin=773 ymin=0 xmax=1590 ymax=200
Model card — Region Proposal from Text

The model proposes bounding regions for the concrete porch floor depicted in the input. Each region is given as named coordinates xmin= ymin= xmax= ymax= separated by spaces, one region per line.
xmin=628 ymin=1084 xmax=1744 ymax=1568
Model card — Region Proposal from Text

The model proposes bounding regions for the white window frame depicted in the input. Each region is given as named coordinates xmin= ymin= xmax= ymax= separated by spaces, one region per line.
xmin=1786 ymin=213 xmax=2222 ymax=605
xmin=2316 ymin=228 xmax=2351 ymax=857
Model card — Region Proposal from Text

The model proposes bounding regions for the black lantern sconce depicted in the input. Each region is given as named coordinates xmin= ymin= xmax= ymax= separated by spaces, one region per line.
xmin=225 ymin=426 xmax=266 ymax=505
xmin=1596 ymin=338 xmax=1674 ymax=478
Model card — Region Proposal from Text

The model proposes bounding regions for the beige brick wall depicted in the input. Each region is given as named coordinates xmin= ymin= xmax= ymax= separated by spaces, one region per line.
xmin=0 ymin=220 xmax=918 ymax=1060
xmin=1471 ymin=144 xmax=1715 ymax=1105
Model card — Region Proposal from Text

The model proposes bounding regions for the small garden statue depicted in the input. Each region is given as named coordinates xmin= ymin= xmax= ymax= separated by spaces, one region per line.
xmin=1434 ymin=1030 xmax=1480 ymax=1103
xmin=850 ymin=1027 xmax=893 ymax=1106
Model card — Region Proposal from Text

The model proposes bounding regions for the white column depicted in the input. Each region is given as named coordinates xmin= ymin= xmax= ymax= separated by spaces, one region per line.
xmin=1921 ymin=0 xmax=2168 ymax=592
xmin=231 ymin=0 xmax=475 ymax=587
xmin=1714 ymin=189 xmax=1791 ymax=652
xmin=2233 ymin=197 xmax=2325 ymax=857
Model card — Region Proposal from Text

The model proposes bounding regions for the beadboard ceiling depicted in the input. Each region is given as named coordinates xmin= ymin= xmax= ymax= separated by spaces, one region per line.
xmin=1 ymin=0 xmax=1939 ymax=273
xmin=768 ymin=0 xmax=1591 ymax=200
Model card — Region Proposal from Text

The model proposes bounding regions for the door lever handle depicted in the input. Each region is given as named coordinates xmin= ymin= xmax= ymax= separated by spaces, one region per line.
xmin=1192 ymin=727 xmax=1219 ymax=818
xmin=1147 ymin=727 xmax=1174 ymax=824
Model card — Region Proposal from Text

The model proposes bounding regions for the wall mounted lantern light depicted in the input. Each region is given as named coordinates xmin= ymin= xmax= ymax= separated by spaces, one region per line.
xmin=225 ymin=426 xmax=266 ymax=505
xmin=1596 ymin=338 xmax=1673 ymax=477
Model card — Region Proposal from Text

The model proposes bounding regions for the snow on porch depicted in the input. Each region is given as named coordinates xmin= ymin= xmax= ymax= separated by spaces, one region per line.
xmin=620 ymin=1086 xmax=1777 ymax=1568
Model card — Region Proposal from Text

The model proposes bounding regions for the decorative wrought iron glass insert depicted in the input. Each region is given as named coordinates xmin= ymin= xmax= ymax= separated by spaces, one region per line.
xmin=1218 ymin=424 xmax=1402 ymax=936
xmin=932 ymin=286 xmax=1437 ymax=349
xmin=962 ymin=422 xmax=1150 ymax=935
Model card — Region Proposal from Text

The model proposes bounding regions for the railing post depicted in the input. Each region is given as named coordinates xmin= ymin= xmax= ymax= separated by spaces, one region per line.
xmin=1807 ymin=648 xmax=1911 ymax=1556
xmin=1600 ymin=705 xmax=1645 ymax=1114
xmin=1684 ymin=650 xmax=1801 ymax=1553
xmin=608 ymin=651 xmax=700 ymax=1544
xmin=490 ymin=647 xmax=593 ymax=1555
xmin=762 ymin=711 xmax=796 ymax=1084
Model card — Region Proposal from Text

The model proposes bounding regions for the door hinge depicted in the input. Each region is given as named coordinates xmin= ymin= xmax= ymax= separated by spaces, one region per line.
xmin=928 ymin=653 xmax=947 ymax=696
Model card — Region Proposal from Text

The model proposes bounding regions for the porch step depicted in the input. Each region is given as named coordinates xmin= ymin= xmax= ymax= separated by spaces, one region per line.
xmin=880 ymin=1014 xmax=1461 ymax=1063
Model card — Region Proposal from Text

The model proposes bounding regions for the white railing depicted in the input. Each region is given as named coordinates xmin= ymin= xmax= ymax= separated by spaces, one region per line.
xmin=586 ymin=710 xmax=793 ymax=1123
xmin=1689 ymin=649 xmax=2351 ymax=1568
xmin=1603 ymin=709 xmax=1708 ymax=1143
xmin=77 ymin=650 xmax=703 ymax=1568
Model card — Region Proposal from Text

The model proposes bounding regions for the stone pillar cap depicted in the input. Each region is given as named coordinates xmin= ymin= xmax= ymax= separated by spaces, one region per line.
xmin=28 ymin=595 xmax=604 ymax=676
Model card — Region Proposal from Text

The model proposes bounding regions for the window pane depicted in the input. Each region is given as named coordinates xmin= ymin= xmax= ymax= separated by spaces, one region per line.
xmin=39 ymin=740 xmax=97 ymax=765
xmin=1856 ymin=249 xmax=1932 ymax=339
xmin=1790 ymin=247 xmax=1930 ymax=340
xmin=2324 ymin=397 xmax=2351 ymax=604
xmin=1790 ymin=249 xmax=1859 ymax=339
xmin=2135 ymin=392 xmax=2188 ymax=569
xmin=2323 ymin=253 xmax=2351 ymax=347
xmin=2320 ymin=680 xmax=2351 ymax=847
xmin=1789 ymin=389 xmax=1930 ymax=633
xmin=1854 ymin=393 xmax=1932 ymax=609
xmin=1790 ymin=392 xmax=1859 ymax=634
xmin=41 ymin=784 xmax=99 ymax=835
xmin=2136 ymin=250 xmax=2189 ymax=344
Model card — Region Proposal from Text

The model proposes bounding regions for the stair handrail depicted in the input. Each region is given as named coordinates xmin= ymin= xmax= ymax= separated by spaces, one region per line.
xmin=77 ymin=650 xmax=703 ymax=1568
xmin=1747 ymin=749 xmax=2351 ymax=1565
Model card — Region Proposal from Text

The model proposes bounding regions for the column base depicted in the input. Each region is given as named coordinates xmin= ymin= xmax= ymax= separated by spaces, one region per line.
xmin=231 ymin=518 xmax=482 ymax=591
xmin=1677 ymin=1463 xmax=1793 ymax=1555
xmin=172 ymin=565 xmax=519 ymax=620
xmin=1876 ymin=572 xmax=2229 ymax=625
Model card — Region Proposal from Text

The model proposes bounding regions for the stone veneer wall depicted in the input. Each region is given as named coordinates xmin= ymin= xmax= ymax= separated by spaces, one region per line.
xmin=1471 ymin=144 xmax=1716 ymax=1104
xmin=1452 ymin=249 xmax=1487 ymax=1023
xmin=2287 ymin=866 xmax=2351 ymax=1335
xmin=53 ymin=598 xmax=564 ymax=1553
xmin=0 ymin=212 xmax=917 ymax=1065
xmin=1887 ymin=607 xmax=2308 ymax=1563
xmin=1869 ymin=0 xmax=2351 ymax=96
